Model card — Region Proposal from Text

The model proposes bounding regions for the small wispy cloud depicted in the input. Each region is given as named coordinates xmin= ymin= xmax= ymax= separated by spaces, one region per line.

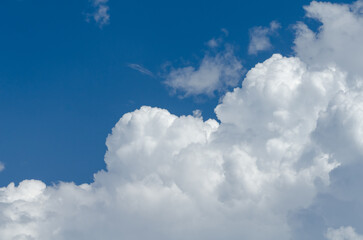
xmin=221 ymin=28 xmax=229 ymax=37
xmin=0 ymin=162 xmax=4 ymax=172
xmin=164 ymin=44 xmax=243 ymax=97
xmin=248 ymin=21 xmax=280 ymax=55
xmin=206 ymin=38 xmax=220 ymax=48
xmin=206 ymin=28 xmax=229 ymax=48
xmin=87 ymin=0 xmax=110 ymax=28
xmin=128 ymin=64 xmax=155 ymax=77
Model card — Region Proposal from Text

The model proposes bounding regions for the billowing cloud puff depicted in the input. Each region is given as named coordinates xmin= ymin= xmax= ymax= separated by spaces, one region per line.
xmin=2 ymin=1 xmax=363 ymax=239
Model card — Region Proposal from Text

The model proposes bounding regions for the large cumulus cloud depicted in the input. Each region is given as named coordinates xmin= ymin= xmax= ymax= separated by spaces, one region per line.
xmin=2 ymin=1 xmax=363 ymax=239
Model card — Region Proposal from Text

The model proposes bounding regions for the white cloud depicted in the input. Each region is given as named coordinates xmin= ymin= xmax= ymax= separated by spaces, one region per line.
xmin=0 ymin=53 xmax=349 ymax=239
xmin=326 ymin=227 xmax=363 ymax=240
xmin=0 ymin=162 xmax=4 ymax=172
xmin=164 ymin=45 xmax=243 ymax=97
xmin=221 ymin=28 xmax=229 ymax=36
xmin=88 ymin=0 xmax=110 ymax=28
xmin=294 ymin=0 xmax=363 ymax=79
xmin=206 ymin=38 xmax=220 ymax=48
xmin=3 ymin=1 xmax=363 ymax=239
xmin=192 ymin=109 xmax=202 ymax=118
xmin=206 ymin=29 xmax=229 ymax=48
xmin=248 ymin=21 xmax=280 ymax=55
xmin=128 ymin=64 xmax=155 ymax=77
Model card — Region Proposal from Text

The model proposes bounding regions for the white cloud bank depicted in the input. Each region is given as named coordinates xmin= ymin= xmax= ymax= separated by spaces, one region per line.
xmin=2 ymin=1 xmax=363 ymax=239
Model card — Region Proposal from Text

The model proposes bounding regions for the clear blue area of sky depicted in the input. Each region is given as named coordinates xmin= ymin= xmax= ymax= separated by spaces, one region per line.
xmin=0 ymin=0 xmax=352 ymax=186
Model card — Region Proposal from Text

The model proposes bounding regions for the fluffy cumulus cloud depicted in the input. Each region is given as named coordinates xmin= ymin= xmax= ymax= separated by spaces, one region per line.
xmin=0 ymin=55 xmax=347 ymax=240
xmin=164 ymin=45 xmax=243 ymax=97
xmin=248 ymin=21 xmax=280 ymax=55
xmin=2 ymin=1 xmax=363 ymax=239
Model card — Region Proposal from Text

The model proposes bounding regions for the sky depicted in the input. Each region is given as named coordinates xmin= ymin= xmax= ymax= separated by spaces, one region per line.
xmin=1 ymin=0 xmax=363 ymax=239
xmin=0 ymin=0 xmax=315 ymax=185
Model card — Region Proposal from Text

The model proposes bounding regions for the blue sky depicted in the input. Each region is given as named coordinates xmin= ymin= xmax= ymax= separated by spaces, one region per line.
xmin=0 ymin=0 xmax=322 ymax=185
xmin=2 ymin=0 xmax=363 ymax=239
